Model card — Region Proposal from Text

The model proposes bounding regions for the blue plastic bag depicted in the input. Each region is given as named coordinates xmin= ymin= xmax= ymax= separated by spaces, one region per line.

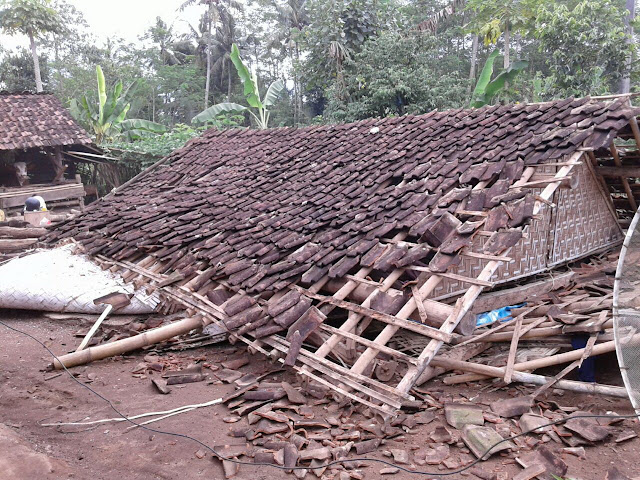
xmin=476 ymin=303 xmax=526 ymax=327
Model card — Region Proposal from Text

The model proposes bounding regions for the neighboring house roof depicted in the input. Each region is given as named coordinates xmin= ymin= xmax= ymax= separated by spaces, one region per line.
xmin=0 ymin=93 xmax=93 ymax=151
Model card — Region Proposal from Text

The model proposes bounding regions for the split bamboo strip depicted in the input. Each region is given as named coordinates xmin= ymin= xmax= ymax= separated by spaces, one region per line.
xmin=294 ymin=287 xmax=452 ymax=343
xmin=503 ymin=314 xmax=523 ymax=384
xmin=344 ymin=175 xmax=503 ymax=381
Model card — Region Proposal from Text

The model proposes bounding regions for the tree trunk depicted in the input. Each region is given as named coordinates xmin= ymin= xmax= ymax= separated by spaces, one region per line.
xmin=467 ymin=34 xmax=478 ymax=95
xmin=28 ymin=31 xmax=43 ymax=93
xmin=503 ymin=20 xmax=510 ymax=70
xmin=204 ymin=5 xmax=213 ymax=109
xmin=227 ymin=59 xmax=232 ymax=100
xmin=620 ymin=0 xmax=635 ymax=94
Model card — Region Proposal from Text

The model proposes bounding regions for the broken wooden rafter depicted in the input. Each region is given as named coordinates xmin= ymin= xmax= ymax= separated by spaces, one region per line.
xmin=405 ymin=265 xmax=495 ymax=287
xmin=293 ymin=286 xmax=453 ymax=343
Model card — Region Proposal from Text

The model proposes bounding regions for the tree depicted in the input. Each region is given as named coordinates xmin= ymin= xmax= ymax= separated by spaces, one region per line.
xmin=620 ymin=0 xmax=636 ymax=94
xmin=181 ymin=0 xmax=243 ymax=108
xmin=265 ymin=0 xmax=308 ymax=124
xmin=323 ymin=31 xmax=468 ymax=122
xmin=466 ymin=0 xmax=540 ymax=69
xmin=193 ymin=44 xmax=285 ymax=129
xmin=70 ymin=65 xmax=166 ymax=143
xmin=0 ymin=47 xmax=49 ymax=91
xmin=0 ymin=0 xmax=64 ymax=92
xmin=534 ymin=0 xmax=632 ymax=98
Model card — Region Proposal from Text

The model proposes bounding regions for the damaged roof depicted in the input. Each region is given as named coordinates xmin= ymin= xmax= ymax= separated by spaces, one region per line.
xmin=0 ymin=92 xmax=93 ymax=151
xmin=48 ymin=97 xmax=639 ymax=326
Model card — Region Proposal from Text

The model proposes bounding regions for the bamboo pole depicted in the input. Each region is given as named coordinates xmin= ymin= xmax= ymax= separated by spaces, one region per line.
xmin=53 ymin=316 xmax=206 ymax=369
xmin=431 ymin=356 xmax=628 ymax=397
xmin=433 ymin=337 xmax=633 ymax=386
xmin=0 ymin=226 xmax=48 ymax=239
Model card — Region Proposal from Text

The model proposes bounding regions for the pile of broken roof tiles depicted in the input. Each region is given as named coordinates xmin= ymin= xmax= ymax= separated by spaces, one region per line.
xmin=0 ymin=93 xmax=93 ymax=151
xmin=46 ymin=97 xmax=640 ymax=342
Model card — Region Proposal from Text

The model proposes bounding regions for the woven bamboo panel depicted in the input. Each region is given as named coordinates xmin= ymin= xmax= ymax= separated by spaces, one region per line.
xmin=428 ymin=163 xmax=621 ymax=301
xmin=548 ymin=162 xmax=623 ymax=265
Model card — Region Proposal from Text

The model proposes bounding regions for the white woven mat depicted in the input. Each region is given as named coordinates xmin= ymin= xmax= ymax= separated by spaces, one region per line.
xmin=0 ymin=245 xmax=157 ymax=314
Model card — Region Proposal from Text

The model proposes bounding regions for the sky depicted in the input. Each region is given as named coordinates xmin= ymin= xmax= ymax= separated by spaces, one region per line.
xmin=0 ymin=0 xmax=202 ymax=52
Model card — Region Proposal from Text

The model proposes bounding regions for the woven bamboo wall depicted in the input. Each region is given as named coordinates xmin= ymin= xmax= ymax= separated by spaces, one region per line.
xmin=429 ymin=162 xmax=622 ymax=301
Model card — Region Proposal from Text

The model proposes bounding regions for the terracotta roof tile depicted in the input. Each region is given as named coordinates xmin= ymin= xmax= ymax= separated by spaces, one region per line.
xmin=47 ymin=98 xmax=640 ymax=299
xmin=0 ymin=93 xmax=92 ymax=150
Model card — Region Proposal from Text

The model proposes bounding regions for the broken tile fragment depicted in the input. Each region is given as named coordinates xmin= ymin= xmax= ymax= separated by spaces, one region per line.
xmin=417 ymin=444 xmax=450 ymax=465
xmin=562 ymin=447 xmax=585 ymax=459
xmin=216 ymin=369 xmax=243 ymax=383
xmin=490 ymin=396 xmax=532 ymax=418
xmin=462 ymin=425 xmax=514 ymax=459
xmin=444 ymin=403 xmax=485 ymax=429
xmin=379 ymin=467 xmax=399 ymax=475
xmin=615 ymin=429 xmax=637 ymax=443
xmin=517 ymin=446 xmax=568 ymax=479
xmin=519 ymin=413 xmax=550 ymax=434
xmin=512 ymin=463 xmax=545 ymax=480
xmin=222 ymin=459 xmax=238 ymax=478
xmin=389 ymin=449 xmax=409 ymax=464
xmin=221 ymin=357 xmax=249 ymax=370
xmin=151 ymin=378 xmax=171 ymax=395
xmin=281 ymin=381 xmax=307 ymax=404
xmin=354 ymin=439 xmax=380 ymax=454
xmin=430 ymin=425 xmax=453 ymax=444
xmin=564 ymin=416 xmax=610 ymax=442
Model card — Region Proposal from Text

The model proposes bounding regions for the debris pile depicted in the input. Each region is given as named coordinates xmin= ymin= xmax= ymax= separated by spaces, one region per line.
xmin=161 ymin=347 xmax=637 ymax=480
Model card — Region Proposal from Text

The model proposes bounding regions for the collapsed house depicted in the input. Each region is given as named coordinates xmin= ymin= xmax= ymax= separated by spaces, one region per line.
xmin=44 ymin=96 xmax=640 ymax=414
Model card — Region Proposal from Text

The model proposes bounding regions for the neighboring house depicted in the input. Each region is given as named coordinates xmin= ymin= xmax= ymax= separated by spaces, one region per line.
xmin=0 ymin=92 xmax=112 ymax=215
xmin=47 ymin=96 xmax=640 ymax=410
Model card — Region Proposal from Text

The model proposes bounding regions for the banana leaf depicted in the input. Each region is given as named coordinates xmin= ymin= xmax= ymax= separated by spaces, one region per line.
xmin=263 ymin=79 xmax=285 ymax=107
xmin=483 ymin=60 xmax=529 ymax=100
xmin=230 ymin=44 xmax=262 ymax=109
xmin=120 ymin=118 xmax=167 ymax=134
xmin=192 ymin=102 xmax=247 ymax=124
xmin=96 ymin=65 xmax=107 ymax=124
xmin=470 ymin=49 xmax=500 ymax=108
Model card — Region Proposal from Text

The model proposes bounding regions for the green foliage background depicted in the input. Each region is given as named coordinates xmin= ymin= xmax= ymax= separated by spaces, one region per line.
xmin=0 ymin=0 xmax=638 ymax=162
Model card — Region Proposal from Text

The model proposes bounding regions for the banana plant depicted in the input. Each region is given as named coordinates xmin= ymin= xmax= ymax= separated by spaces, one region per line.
xmin=470 ymin=49 xmax=528 ymax=108
xmin=70 ymin=65 xmax=167 ymax=143
xmin=192 ymin=44 xmax=285 ymax=129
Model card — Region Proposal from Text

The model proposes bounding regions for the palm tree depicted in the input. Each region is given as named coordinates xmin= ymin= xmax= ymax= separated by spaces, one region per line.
xmin=180 ymin=0 xmax=242 ymax=108
xmin=143 ymin=17 xmax=189 ymax=67
xmin=209 ymin=5 xmax=237 ymax=99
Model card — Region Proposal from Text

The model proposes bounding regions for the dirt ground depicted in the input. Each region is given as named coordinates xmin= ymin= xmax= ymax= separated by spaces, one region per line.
xmin=1 ymin=311 xmax=639 ymax=480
